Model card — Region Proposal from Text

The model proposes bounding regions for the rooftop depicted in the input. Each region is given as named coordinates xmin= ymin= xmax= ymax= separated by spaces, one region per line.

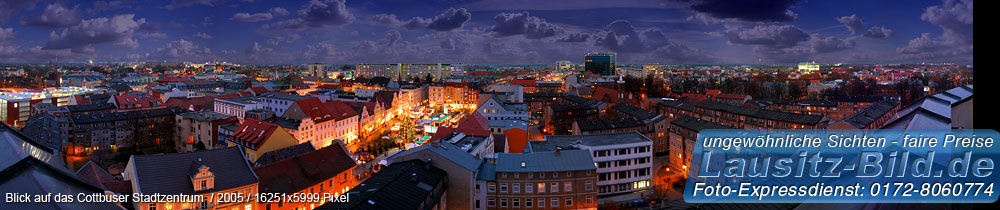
xmin=316 ymin=159 xmax=447 ymax=210
xmin=532 ymin=131 xmax=652 ymax=152
xmin=494 ymin=150 xmax=596 ymax=173
xmin=129 ymin=146 xmax=259 ymax=195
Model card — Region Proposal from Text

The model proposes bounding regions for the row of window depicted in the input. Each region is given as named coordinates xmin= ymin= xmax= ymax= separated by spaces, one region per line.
xmin=482 ymin=196 xmax=594 ymax=208
xmin=595 ymin=157 xmax=650 ymax=169
xmin=592 ymin=146 xmax=651 ymax=157
xmin=486 ymin=181 xmax=593 ymax=194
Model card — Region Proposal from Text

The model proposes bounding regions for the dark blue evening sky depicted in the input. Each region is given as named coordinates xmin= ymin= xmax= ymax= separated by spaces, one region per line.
xmin=0 ymin=0 xmax=973 ymax=64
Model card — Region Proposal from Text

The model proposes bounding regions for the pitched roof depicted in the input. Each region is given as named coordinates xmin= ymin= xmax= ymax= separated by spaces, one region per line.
xmin=130 ymin=147 xmax=258 ymax=195
xmin=592 ymin=86 xmax=619 ymax=103
xmin=324 ymin=100 xmax=359 ymax=121
xmin=670 ymin=115 xmax=732 ymax=132
xmin=113 ymin=94 xmax=162 ymax=108
xmin=164 ymin=96 xmax=216 ymax=111
xmin=316 ymin=159 xmax=446 ymax=210
xmin=254 ymin=141 xmax=357 ymax=194
xmin=495 ymin=150 xmax=596 ymax=172
xmin=838 ymin=100 xmax=899 ymax=128
xmin=230 ymin=118 xmax=282 ymax=150
xmin=74 ymin=161 xmax=132 ymax=194
xmin=21 ymin=113 xmax=64 ymax=151
xmin=389 ymin=139 xmax=483 ymax=171
xmin=695 ymin=101 xmax=824 ymax=125
xmin=253 ymin=143 xmax=316 ymax=167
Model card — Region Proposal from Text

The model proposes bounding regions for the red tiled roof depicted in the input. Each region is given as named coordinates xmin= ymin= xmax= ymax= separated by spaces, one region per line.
xmin=75 ymin=161 xmax=133 ymax=194
xmin=248 ymin=87 xmax=268 ymax=95
xmin=216 ymin=93 xmax=240 ymax=98
xmin=74 ymin=95 xmax=91 ymax=105
xmin=431 ymin=127 xmax=492 ymax=141
xmin=510 ymin=79 xmax=536 ymax=87
xmin=705 ymin=89 xmax=722 ymax=96
xmin=296 ymin=98 xmax=333 ymax=122
xmin=253 ymin=141 xmax=357 ymax=194
xmin=323 ymin=100 xmax=359 ymax=121
xmin=164 ymin=96 xmax=216 ymax=111
xmin=458 ymin=111 xmax=488 ymax=131
xmin=113 ymin=94 xmax=162 ymax=108
xmin=232 ymin=118 xmax=281 ymax=150
xmin=592 ymin=86 xmax=619 ymax=103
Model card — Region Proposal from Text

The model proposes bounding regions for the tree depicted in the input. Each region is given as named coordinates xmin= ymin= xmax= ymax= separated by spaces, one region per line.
xmin=423 ymin=73 xmax=434 ymax=83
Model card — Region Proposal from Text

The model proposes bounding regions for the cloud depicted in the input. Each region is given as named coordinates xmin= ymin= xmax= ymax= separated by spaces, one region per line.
xmin=897 ymin=0 xmax=972 ymax=62
xmin=371 ymin=14 xmax=401 ymax=26
xmin=686 ymin=0 xmax=800 ymax=22
xmin=809 ymin=35 xmax=855 ymax=53
xmin=268 ymin=7 xmax=290 ymax=16
xmin=863 ymin=26 xmax=892 ymax=38
xmin=194 ymin=32 xmax=213 ymax=39
xmin=836 ymin=14 xmax=864 ymax=34
xmin=138 ymin=32 xmax=168 ymax=40
xmin=490 ymin=12 xmax=563 ymax=39
xmin=593 ymin=20 xmax=682 ymax=53
xmin=301 ymin=42 xmax=343 ymax=61
xmin=150 ymin=39 xmax=213 ymax=61
xmin=719 ymin=24 xmax=808 ymax=48
xmin=370 ymin=8 xmax=471 ymax=32
xmin=402 ymin=17 xmax=432 ymax=30
xmin=21 ymin=3 xmax=82 ymax=28
xmin=647 ymin=40 xmax=716 ymax=63
xmin=231 ymin=12 xmax=273 ymax=22
xmin=556 ymin=33 xmax=589 ymax=42
xmin=165 ymin=0 xmax=221 ymax=10
xmin=245 ymin=42 xmax=273 ymax=57
xmin=263 ymin=0 xmax=353 ymax=29
xmin=43 ymin=14 xmax=146 ymax=53
xmin=0 ymin=0 xmax=44 ymax=23
xmin=0 ymin=26 xmax=12 ymax=43
xmin=426 ymin=8 xmax=472 ymax=31
xmin=266 ymin=33 xmax=301 ymax=45
xmin=440 ymin=39 xmax=455 ymax=50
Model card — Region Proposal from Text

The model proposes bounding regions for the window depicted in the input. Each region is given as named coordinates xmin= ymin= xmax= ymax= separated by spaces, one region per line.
xmin=500 ymin=183 xmax=508 ymax=193
xmin=538 ymin=198 xmax=545 ymax=207
xmin=553 ymin=172 xmax=558 ymax=178
xmin=488 ymin=198 xmax=496 ymax=207
xmin=551 ymin=182 xmax=558 ymax=192
xmin=551 ymin=198 xmax=559 ymax=207
xmin=501 ymin=198 xmax=508 ymax=207
xmin=587 ymin=196 xmax=594 ymax=205
xmin=476 ymin=200 xmax=480 ymax=208
xmin=586 ymin=181 xmax=594 ymax=191
xmin=148 ymin=204 xmax=156 ymax=210
xmin=537 ymin=183 xmax=546 ymax=193
xmin=564 ymin=182 xmax=572 ymax=192
xmin=513 ymin=198 xmax=520 ymax=207
xmin=565 ymin=197 xmax=573 ymax=206
xmin=513 ymin=183 xmax=520 ymax=193
xmin=488 ymin=183 xmax=496 ymax=192
xmin=526 ymin=198 xmax=533 ymax=207
xmin=526 ymin=183 xmax=533 ymax=193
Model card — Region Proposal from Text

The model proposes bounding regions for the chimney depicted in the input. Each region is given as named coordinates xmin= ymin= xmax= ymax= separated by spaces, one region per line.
xmin=555 ymin=147 xmax=561 ymax=156
xmin=411 ymin=173 xmax=418 ymax=182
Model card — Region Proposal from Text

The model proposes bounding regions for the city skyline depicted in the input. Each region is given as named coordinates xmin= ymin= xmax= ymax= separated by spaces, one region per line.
xmin=0 ymin=0 xmax=974 ymax=65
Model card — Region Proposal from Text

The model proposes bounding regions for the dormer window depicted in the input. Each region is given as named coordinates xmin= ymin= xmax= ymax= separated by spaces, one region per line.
xmin=191 ymin=164 xmax=215 ymax=191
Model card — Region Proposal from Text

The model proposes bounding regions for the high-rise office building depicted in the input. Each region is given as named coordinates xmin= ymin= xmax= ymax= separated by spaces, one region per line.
xmin=585 ymin=52 xmax=616 ymax=76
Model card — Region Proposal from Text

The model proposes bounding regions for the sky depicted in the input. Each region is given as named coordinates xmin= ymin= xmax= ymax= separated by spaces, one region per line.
xmin=0 ymin=0 xmax=974 ymax=65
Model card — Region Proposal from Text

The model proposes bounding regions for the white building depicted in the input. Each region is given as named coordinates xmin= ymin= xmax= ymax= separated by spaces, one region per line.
xmin=259 ymin=92 xmax=313 ymax=116
xmin=528 ymin=131 xmax=653 ymax=203
xmin=475 ymin=94 xmax=529 ymax=122
xmin=356 ymin=63 xmax=459 ymax=81
xmin=213 ymin=96 xmax=264 ymax=121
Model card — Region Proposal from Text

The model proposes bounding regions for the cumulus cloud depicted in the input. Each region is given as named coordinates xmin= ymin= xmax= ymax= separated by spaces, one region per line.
xmin=897 ymin=0 xmax=972 ymax=61
xmin=263 ymin=0 xmax=353 ymax=29
xmin=266 ymin=33 xmax=301 ymax=45
xmin=490 ymin=12 xmax=563 ymax=39
xmin=440 ymin=39 xmax=455 ymax=50
xmin=165 ymin=0 xmax=221 ymax=10
xmin=0 ymin=0 xmax=44 ymax=23
xmin=150 ymin=39 xmax=213 ymax=61
xmin=836 ymin=14 xmax=864 ymax=34
xmin=863 ymin=26 xmax=892 ymax=38
xmin=594 ymin=20 xmax=660 ymax=52
xmin=375 ymin=8 xmax=471 ymax=32
xmin=301 ymin=42 xmax=343 ymax=61
xmin=685 ymin=0 xmax=800 ymax=22
xmin=138 ymin=32 xmax=168 ymax=40
xmin=556 ymin=33 xmax=589 ymax=42
xmin=43 ymin=14 xmax=146 ymax=52
xmin=0 ymin=26 xmax=12 ymax=43
xmin=231 ymin=12 xmax=273 ymax=22
xmin=268 ymin=7 xmax=290 ymax=16
xmin=426 ymin=8 xmax=471 ymax=31
xmin=194 ymin=32 xmax=213 ymax=39
xmin=21 ymin=3 xmax=82 ymax=28
xmin=719 ymin=24 xmax=809 ymax=48
xmin=371 ymin=14 xmax=401 ymax=26
xmin=245 ymin=42 xmax=272 ymax=56
xmin=648 ymin=40 xmax=716 ymax=63
xmin=809 ymin=35 xmax=855 ymax=53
